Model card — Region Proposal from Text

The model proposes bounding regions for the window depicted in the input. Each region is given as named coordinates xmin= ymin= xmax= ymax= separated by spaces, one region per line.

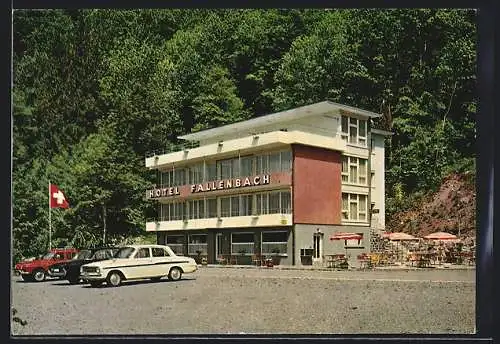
xmin=206 ymin=198 xmax=217 ymax=218
xmin=160 ymin=202 xmax=186 ymax=221
xmin=135 ymin=248 xmax=150 ymax=259
xmin=341 ymin=116 xmax=348 ymax=133
xmin=231 ymin=196 xmax=240 ymax=216
xmin=166 ymin=235 xmax=184 ymax=255
xmin=189 ymin=164 xmax=204 ymax=184
xmin=240 ymin=194 xmax=253 ymax=216
xmin=173 ymin=168 xmax=185 ymax=186
xmin=342 ymin=156 xmax=368 ymax=185
xmin=220 ymin=197 xmax=231 ymax=217
xmin=152 ymin=247 xmax=169 ymax=257
xmin=269 ymin=152 xmax=281 ymax=172
xmin=256 ymin=193 xmax=268 ymax=215
xmin=231 ymin=233 xmax=254 ymax=255
xmin=188 ymin=234 xmax=208 ymax=255
xmin=269 ymin=192 xmax=280 ymax=213
xmin=341 ymin=156 xmax=349 ymax=182
xmin=217 ymin=159 xmax=233 ymax=180
xmin=261 ymin=231 xmax=288 ymax=255
xmin=340 ymin=116 xmax=367 ymax=147
xmin=240 ymin=156 xmax=254 ymax=177
xmin=188 ymin=199 xmax=205 ymax=220
xmin=256 ymin=191 xmax=291 ymax=214
xmin=280 ymin=151 xmax=292 ymax=172
xmin=341 ymin=194 xmax=349 ymax=220
xmin=280 ymin=191 xmax=291 ymax=213
xmin=359 ymin=159 xmax=367 ymax=184
xmin=341 ymin=193 xmax=368 ymax=222
xmin=359 ymin=195 xmax=367 ymax=221
xmin=256 ymin=155 xmax=269 ymax=174
xmin=206 ymin=162 xmax=217 ymax=182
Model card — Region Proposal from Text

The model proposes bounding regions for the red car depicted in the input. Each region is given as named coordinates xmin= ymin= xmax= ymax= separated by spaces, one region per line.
xmin=14 ymin=248 xmax=79 ymax=282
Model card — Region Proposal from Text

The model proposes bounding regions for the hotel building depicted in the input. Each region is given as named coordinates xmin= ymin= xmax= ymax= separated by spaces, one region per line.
xmin=144 ymin=101 xmax=391 ymax=266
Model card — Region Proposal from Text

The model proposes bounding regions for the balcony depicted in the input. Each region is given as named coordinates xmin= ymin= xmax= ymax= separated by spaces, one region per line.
xmin=146 ymin=213 xmax=293 ymax=232
xmin=145 ymin=130 xmax=346 ymax=169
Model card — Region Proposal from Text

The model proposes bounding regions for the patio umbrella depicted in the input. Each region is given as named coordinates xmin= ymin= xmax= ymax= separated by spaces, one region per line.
xmin=330 ymin=232 xmax=363 ymax=257
xmin=388 ymin=232 xmax=418 ymax=241
xmin=424 ymin=231 xmax=459 ymax=242
xmin=388 ymin=232 xmax=419 ymax=261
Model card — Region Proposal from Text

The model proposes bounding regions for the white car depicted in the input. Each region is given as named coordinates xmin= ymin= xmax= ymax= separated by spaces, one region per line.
xmin=80 ymin=244 xmax=197 ymax=287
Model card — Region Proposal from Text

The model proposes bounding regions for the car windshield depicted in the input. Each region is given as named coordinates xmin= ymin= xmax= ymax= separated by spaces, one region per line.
xmin=42 ymin=252 xmax=55 ymax=260
xmin=91 ymin=249 xmax=112 ymax=260
xmin=73 ymin=250 xmax=92 ymax=260
xmin=114 ymin=247 xmax=135 ymax=259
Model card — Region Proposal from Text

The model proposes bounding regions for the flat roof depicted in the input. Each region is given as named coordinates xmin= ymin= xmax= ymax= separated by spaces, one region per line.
xmin=179 ymin=100 xmax=382 ymax=141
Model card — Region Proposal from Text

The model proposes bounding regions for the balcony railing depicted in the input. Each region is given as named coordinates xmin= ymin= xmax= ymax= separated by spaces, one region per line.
xmin=145 ymin=141 xmax=200 ymax=159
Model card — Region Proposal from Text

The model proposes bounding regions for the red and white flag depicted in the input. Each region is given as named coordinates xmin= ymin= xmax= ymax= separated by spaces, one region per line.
xmin=49 ymin=184 xmax=69 ymax=209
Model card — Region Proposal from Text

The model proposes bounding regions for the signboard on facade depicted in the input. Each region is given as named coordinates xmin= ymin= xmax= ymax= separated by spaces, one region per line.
xmin=191 ymin=174 xmax=270 ymax=193
xmin=147 ymin=174 xmax=271 ymax=199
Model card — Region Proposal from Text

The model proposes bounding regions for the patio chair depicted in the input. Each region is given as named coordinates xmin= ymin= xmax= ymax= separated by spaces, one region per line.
xmin=252 ymin=254 xmax=264 ymax=266
xmin=216 ymin=255 xmax=227 ymax=265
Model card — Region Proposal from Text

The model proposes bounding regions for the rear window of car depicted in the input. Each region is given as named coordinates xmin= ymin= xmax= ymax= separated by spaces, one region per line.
xmin=152 ymin=247 xmax=169 ymax=257
xmin=135 ymin=248 xmax=151 ymax=259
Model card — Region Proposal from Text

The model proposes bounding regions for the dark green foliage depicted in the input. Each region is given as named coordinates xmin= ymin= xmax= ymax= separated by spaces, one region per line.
xmin=12 ymin=9 xmax=476 ymax=259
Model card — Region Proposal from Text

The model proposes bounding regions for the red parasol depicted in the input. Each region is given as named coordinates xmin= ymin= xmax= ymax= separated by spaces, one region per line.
xmin=330 ymin=232 xmax=363 ymax=241
xmin=424 ymin=232 xmax=459 ymax=241
xmin=330 ymin=232 xmax=363 ymax=258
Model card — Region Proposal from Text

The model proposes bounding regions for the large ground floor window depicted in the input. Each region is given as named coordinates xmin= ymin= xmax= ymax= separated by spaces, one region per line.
xmin=166 ymin=234 xmax=185 ymax=255
xmin=188 ymin=234 xmax=208 ymax=255
xmin=261 ymin=231 xmax=288 ymax=256
xmin=231 ymin=233 xmax=255 ymax=255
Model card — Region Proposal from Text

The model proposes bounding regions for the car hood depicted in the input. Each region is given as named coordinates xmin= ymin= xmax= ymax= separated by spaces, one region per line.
xmin=82 ymin=258 xmax=126 ymax=268
xmin=16 ymin=259 xmax=46 ymax=268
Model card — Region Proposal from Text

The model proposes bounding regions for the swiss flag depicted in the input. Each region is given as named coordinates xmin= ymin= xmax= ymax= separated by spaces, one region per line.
xmin=50 ymin=184 xmax=69 ymax=209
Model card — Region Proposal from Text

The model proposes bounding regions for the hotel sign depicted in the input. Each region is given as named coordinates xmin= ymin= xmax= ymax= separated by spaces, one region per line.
xmin=149 ymin=186 xmax=180 ymax=198
xmin=191 ymin=174 xmax=269 ymax=193
xmin=148 ymin=174 xmax=270 ymax=199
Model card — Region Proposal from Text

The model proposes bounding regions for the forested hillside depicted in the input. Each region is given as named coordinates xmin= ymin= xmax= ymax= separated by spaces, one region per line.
xmin=12 ymin=9 xmax=476 ymax=261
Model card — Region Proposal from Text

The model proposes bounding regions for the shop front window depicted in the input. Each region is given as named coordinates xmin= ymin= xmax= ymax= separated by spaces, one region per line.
xmin=166 ymin=235 xmax=184 ymax=255
xmin=231 ymin=233 xmax=254 ymax=255
xmin=261 ymin=231 xmax=288 ymax=256
xmin=188 ymin=234 xmax=208 ymax=255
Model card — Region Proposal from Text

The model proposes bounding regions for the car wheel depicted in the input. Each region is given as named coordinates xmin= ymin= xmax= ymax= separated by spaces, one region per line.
xmin=89 ymin=281 xmax=102 ymax=288
xmin=150 ymin=277 xmax=162 ymax=282
xmin=32 ymin=269 xmax=46 ymax=282
xmin=106 ymin=271 xmax=122 ymax=287
xmin=21 ymin=274 xmax=33 ymax=282
xmin=168 ymin=267 xmax=182 ymax=281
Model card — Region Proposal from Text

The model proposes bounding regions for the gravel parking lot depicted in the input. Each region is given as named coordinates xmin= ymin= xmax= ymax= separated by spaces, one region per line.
xmin=11 ymin=267 xmax=475 ymax=335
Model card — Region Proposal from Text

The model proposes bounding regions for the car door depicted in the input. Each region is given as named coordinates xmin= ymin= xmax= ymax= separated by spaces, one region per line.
xmin=151 ymin=247 xmax=171 ymax=276
xmin=128 ymin=247 xmax=154 ymax=279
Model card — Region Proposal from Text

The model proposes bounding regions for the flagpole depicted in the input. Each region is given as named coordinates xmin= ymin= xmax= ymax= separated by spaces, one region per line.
xmin=48 ymin=180 xmax=51 ymax=250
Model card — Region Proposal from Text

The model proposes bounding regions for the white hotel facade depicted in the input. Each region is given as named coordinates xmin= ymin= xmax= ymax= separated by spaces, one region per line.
xmin=144 ymin=101 xmax=391 ymax=266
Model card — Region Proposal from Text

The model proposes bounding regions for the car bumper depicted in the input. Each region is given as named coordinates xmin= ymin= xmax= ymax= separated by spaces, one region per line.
xmin=48 ymin=269 xmax=66 ymax=278
xmin=183 ymin=264 xmax=198 ymax=273
xmin=16 ymin=270 xmax=32 ymax=275
xmin=80 ymin=273 xmax=104 ymax=281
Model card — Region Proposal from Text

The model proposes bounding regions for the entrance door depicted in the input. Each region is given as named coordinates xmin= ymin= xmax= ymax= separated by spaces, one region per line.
xmin=312 ymin=233 xmax=323 ymax=264
xmin=215 ymin=233 xmax=223 ymax=260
